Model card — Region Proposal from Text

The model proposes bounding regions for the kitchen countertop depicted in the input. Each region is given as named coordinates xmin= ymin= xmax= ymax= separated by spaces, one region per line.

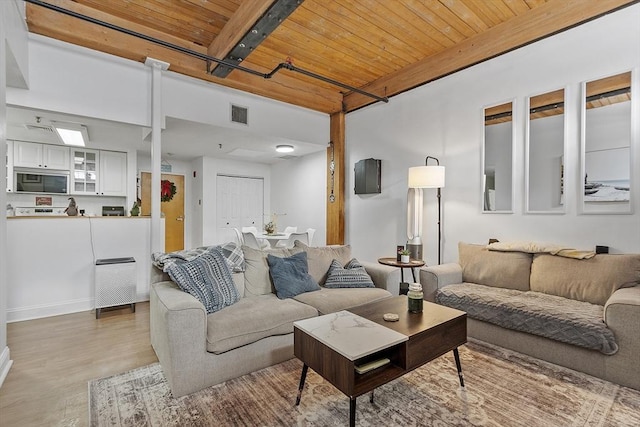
xmin=7 ymin=215 xmax=150 ymax=219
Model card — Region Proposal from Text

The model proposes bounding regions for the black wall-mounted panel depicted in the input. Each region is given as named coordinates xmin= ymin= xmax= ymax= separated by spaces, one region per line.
xmin=354 ymin=158 xmax=381 ymax=194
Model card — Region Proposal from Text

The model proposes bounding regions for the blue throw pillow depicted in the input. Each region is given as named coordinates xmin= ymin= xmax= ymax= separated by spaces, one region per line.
xmin=166 ymin=247 xmax=240 ymax=314
xmin=266 ymin=252 xmax=320 ymax=299
xmin=324 ymin=258 xmax=375 ymax=288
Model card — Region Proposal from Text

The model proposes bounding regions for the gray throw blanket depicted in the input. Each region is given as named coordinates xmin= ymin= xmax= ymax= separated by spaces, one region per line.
xmin=436 ymin=283 xmax=618 ymax=355
xmin=151 ymin=242 xmax=245 ymax=273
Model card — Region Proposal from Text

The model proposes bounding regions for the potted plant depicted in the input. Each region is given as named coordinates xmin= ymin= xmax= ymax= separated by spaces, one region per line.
xmin=264 ymin=221 xmax=277 ymax=235
xmin=400 ymin=249 xmax=410 ymax=263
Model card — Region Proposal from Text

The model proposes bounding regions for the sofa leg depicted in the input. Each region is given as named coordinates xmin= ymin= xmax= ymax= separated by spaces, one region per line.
xmin=453 ymin=348 xmax=465 ymax=387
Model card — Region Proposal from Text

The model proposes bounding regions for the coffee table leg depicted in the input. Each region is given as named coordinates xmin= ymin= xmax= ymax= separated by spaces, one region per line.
xmin=296 ymin=364 xmax=309 ymax=405
xmin=369 ymin=389 xmax=374 ymax=403
xmin=453 ymin=348 xmax=465 ymax=387
xmin=350 ymin=397 xmax=356 ymax=427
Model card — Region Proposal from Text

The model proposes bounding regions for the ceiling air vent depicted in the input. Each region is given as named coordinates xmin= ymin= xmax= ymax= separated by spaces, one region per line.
xmin=24 ymin=124 xmax=54 ymax=133
xmin=231 ymin=104 xmax=248 ymax=125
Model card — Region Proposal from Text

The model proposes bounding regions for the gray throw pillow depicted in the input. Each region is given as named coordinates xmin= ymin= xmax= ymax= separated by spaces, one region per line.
xmin=166 ymin=247 xmax=240 ymax=314
xmin=324 ymin=258 xmax=375 ymax=288
xmin=291 ymin=241 xmax=352 ymax=285
xmin=266 ymin=252 xmax=320 ymax=299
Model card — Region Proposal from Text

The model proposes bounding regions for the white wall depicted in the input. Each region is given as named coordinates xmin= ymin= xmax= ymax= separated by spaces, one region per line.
xmin=1 ymin=0 xmax=12 ymax=389
xmin=8 ymin=35 xmax=150 ymax=126
xmin=162 ymin=73 xmax=328 ymax=147
xmin=6 ymin=217 xmax=159 ymax=322
xmin=271 ymin=150 xmax=327 ymax=246
xmin=346 ymin=5 xmax=640 ymax=265
xmin=5 ymin=0 xmax=28 ymax=89
xmin=190 ymin=157 xmax=204 ymax=247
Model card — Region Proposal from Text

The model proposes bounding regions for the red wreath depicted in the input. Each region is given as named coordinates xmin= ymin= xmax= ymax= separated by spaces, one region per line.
xmin=161 ymin=179 xmax=177 ymax=202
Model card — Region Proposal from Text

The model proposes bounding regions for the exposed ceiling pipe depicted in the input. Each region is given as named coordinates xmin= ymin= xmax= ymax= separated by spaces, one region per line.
xmin=210 ymin=0 xmax=304 ymax=78
xmin=25 ymin=0 xmax=389 ymax=105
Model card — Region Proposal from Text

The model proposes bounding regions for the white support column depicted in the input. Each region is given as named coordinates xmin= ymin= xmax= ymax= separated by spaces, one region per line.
xmin=144 ymin=57 xmax=169 ymax=253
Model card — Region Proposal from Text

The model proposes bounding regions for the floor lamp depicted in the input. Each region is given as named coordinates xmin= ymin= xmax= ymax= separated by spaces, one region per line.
xmin=407 ymin=156 xmax=445 ymax=264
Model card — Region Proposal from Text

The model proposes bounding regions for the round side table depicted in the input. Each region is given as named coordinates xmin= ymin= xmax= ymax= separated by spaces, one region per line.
xmin=377 ymin=257 xmax=426 ymax=295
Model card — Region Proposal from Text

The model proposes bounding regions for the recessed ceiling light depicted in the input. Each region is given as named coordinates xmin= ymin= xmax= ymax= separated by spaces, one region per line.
xmin=276 ymin=144 xmax=294 ymax=153
xmin=52 ymin=123 xmax=89 ymax=146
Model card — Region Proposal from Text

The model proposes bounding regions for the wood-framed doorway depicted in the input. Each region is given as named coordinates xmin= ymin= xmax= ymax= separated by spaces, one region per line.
xmin=140 ymin=172 xmax=185 ymax=252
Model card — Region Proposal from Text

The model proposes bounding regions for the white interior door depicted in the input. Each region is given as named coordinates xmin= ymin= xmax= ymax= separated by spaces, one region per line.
xmin=217 ymin=175 xmax=264 ymax=244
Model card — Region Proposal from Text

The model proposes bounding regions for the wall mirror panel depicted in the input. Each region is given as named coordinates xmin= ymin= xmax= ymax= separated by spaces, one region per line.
xmin=483 ymin=101 xmax=514 ymax=212
xmin=526 ymin=88 xmax=566 ymax=213
xmin=581 ymin=71 xmax=632 ymax=214
xmin=481 ymin=102 xmax=514 ymax=213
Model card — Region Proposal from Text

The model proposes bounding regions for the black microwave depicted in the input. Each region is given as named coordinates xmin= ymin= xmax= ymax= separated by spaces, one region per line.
xmin=14 ymin=170 xmax=69 ymax=194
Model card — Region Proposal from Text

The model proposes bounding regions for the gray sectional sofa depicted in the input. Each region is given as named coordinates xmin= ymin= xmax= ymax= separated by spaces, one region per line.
xmin=421 ymin=242 xmax=640 ymax=390
xmin=150 ymin=242 xmax=398 ymax=397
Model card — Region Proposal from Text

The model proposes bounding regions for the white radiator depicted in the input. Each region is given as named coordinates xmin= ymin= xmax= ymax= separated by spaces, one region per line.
xmin=95 ymin=257 xmax=136 ymax=318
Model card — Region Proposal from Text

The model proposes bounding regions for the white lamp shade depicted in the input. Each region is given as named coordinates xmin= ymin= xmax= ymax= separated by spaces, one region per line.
xmin=408 ymin=165 xmax=445 ymax=188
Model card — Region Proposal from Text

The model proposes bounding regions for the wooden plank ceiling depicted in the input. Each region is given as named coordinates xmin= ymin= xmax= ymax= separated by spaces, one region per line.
xmin=25 ymin=0 xmax=638 ymax=114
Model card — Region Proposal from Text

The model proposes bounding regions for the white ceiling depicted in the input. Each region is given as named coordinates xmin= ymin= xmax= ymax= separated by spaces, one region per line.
xmin=6 ymin=106 xmax=325 ymax=164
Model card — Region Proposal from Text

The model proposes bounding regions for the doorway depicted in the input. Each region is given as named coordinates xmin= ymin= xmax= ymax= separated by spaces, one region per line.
xmin=141 ymin=172 xmax=185 ymax=252
xmin=217 ymin=175 xmax=264 ymax=244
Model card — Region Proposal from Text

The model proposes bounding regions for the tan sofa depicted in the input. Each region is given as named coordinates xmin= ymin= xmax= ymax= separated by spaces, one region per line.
xmin=421 ymin=242 xmax=640 ymax=391
xmin=150 ymin=243 xmax=398 ymax=397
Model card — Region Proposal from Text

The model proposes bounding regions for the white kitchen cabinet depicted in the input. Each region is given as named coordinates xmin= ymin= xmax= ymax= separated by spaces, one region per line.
xmin=71 ymin=149 xmax=127 ymax=196
xmin=71 ymin=148 xmax=99 ymax=194
xmin=99 ymin=150 xmax=127 ymax=196
xmin=13 ymin=141 xmax=70 ymax=170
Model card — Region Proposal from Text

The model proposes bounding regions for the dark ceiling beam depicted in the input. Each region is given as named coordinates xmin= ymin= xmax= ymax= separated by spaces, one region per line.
xmin=207 ymin=0 xmax=275 ymax=74
xmin=342 ymin=0 xmax=640 ymax=113
xmin=208 ymin=0 xmax=304 ymax=78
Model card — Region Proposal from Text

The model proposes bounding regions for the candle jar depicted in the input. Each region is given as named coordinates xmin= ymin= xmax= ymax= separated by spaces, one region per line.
xmin=407 ymin=283 xmax=423 ymax=313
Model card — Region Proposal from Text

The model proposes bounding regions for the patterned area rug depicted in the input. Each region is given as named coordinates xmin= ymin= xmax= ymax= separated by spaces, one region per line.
xmin=89 ymin=340 xmax=640 ymax=426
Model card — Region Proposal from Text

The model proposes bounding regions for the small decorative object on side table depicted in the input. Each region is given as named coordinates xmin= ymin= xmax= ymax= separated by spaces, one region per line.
xmin=400 ymin=250 xmax=410 ymax=263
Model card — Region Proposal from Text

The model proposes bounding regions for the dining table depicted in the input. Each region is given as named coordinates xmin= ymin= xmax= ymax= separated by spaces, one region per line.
xmin=255 ymin=232 xmax=290 ymax=248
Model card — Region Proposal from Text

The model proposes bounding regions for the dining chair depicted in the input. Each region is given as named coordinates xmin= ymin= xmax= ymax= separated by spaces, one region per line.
xmin=275 ymin=226 xmax=298 ymax=247
xmin=232 ymin=228 xmax=244 ymax=245
xmin=241 ymin=232 xmax=264 ymax=250
xmin=241 ymin=226 xmax=269 ymax=249
xmin=306 ymin=228 xmax=316 ymax=246
xmin=281 ymin=231 xmax=310 ymax=249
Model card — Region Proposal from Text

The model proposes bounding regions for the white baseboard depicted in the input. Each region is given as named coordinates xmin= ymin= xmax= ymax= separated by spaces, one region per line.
xmin=0 ymin=346 xmax=13 ymax=389
xmin=7 ymin=295 xmax=151 ymax=323
xmin=7 ymin=298 xmax=94 ymax=323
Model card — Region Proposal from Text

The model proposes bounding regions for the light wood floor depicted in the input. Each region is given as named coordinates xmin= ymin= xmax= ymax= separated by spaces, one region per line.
xmin=0 ymin=303 xmax=158 ymax=426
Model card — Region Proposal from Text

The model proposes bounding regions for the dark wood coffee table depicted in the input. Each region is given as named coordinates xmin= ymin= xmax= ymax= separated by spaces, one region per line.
xmin=294 ymin=296 xmax=466 ymax=426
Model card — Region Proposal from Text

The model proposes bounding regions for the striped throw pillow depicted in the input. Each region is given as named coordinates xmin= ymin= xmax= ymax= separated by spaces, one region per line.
xmin=324 ymin=258 xmax=374 ymax=288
